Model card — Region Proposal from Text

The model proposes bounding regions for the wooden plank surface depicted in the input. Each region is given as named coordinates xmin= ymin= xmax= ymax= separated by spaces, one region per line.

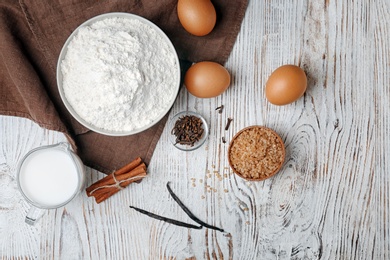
xmin=1 ymin=0 xmax=389 ymax=259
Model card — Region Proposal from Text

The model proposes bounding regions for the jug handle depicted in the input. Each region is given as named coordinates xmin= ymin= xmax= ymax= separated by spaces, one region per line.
xmin=25 ymin=206 xmax=44 ymax=225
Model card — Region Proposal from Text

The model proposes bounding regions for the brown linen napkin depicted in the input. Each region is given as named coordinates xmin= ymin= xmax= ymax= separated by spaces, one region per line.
xmin=0 ymin=0 xmax=248 ymax=174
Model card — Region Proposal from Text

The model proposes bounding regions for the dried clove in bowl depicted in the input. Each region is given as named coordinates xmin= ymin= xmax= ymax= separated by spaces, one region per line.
xmin=169 ymin=111 xmax=209 ymax=151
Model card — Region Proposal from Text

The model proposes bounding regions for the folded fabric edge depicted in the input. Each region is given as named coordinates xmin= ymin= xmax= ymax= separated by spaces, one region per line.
xmin=220 ymin=0 xmax=249 ymax=65
xmin=0 ymin=110 xmax=68 ymax=134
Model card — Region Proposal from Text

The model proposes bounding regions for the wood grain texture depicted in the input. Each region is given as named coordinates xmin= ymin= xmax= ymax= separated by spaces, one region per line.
xmin=1 ymin=0 xmax=389 ymax=259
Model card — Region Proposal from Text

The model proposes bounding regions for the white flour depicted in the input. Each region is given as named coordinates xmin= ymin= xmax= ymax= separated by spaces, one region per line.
xmin=61 ymin=17 xmax=179 ymax=132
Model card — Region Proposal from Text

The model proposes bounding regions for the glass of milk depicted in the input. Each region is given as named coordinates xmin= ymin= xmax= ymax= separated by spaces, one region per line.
xmin=16 ymin=142 xmax=85 ymax=225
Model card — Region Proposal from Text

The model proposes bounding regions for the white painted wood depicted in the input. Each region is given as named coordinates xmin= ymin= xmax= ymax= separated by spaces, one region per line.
xmin=0 ymin=0 xmax=388 ymax=259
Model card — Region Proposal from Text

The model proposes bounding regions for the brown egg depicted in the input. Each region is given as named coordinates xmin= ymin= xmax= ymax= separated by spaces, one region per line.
xmin=265 ymin=65 xmax=307 ymax=105
xmin=177 ymin=0 xmax=216 ymax=36
xmin=185 ymin=61 xmax=231 ymax=98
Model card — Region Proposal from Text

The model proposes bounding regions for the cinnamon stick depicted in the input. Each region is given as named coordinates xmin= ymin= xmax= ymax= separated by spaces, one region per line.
xmin=95 ymin=189 xmax=117 ymax=204
xmin=86 ymin=157 xmax=147 ymax=203
xmin=94 ymin=172 xmax=147 ymax=204
xmin=114 ymin=157 xmax=142 ymax=175
xmin=120 ymin=172 xmax=146 ymax=188
xmin=87 ymin=186 xmax=106 ymax=198
xmin=86 ymin=157 xmax=142 ymax=193
xmin=87 ymin=167 xmax=146 ymax=197
xmin=86 ymin=159 xmax=143 ymax=193
xmin=87 ymin=166 xmax=146 ymax=197
xmin=94 ymin=189 xmax=119 ymax=204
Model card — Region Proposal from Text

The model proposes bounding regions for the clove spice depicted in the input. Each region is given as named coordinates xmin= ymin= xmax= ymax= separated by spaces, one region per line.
xmin=172 ymin=115 xmax=204 ymax=147
xmin=225 ymin=117 xmax=233 ymax=131
xmin=215 ymin=105 xmax=224 ymax=114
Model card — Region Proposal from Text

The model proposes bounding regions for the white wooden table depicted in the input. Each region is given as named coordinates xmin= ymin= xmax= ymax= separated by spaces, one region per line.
xmin=1 ymin=1 xmax=388 ymax=259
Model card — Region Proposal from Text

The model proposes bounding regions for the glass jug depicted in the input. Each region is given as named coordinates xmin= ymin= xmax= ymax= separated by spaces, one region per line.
xmin=16 ymin=142 xmax=85 ymax=225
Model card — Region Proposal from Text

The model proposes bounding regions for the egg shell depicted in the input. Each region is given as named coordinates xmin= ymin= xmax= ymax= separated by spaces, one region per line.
xmin=185 ymin=61 xmax=231 ymax=98
xmin=265 ymin=65 xmax=307 ymax=105
xmin=177 ymin=0 xmax=216 ymax=36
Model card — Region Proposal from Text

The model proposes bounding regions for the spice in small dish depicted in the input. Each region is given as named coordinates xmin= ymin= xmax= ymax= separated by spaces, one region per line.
xmin=172 ymin=115 xmax=204 ymax=146
xmin=169 ymin=111 xmax=209 ymax=151
xmin=228 ymin=126 xmax=285 ymax=181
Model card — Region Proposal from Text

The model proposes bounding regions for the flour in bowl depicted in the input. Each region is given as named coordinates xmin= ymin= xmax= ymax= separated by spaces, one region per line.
xmin=60 ymin=16 xmax=179 ymax=133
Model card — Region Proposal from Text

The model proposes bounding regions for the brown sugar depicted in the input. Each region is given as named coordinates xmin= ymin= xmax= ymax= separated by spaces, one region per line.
xmin=228 ymin=126 xmax=285 ymax=181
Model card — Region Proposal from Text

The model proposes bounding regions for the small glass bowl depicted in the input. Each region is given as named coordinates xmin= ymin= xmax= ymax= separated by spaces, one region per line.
xmin=168 ymin=111 xmax=209 ymax=151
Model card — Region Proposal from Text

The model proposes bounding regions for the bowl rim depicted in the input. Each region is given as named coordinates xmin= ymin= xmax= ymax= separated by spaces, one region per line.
xmin=56 ymin=12 xmax=181 ymax=136
xmin=168 ymin=111 xmax=209 ymax=151
xmin=227 ymin=125 xmax=285 ymax=181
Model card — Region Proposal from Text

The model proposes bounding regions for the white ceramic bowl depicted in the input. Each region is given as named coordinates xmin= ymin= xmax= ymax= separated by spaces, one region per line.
xmin=56 ymin=12 xmax=181 ymax=136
